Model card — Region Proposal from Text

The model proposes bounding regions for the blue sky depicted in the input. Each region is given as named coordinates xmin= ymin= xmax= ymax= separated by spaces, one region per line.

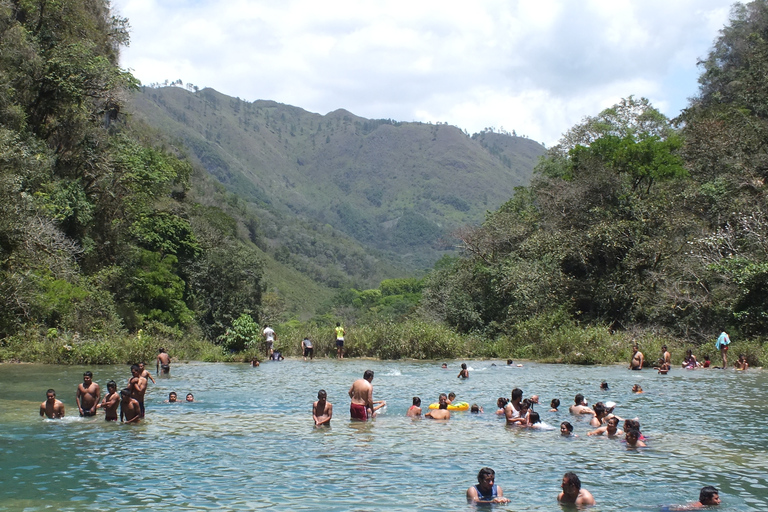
xmin=113 ymin=0 xmax=736 ymax=146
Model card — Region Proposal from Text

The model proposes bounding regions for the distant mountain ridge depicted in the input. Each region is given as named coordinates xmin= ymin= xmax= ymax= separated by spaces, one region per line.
xmin=129 ymin=86 xmax=546 ymax=271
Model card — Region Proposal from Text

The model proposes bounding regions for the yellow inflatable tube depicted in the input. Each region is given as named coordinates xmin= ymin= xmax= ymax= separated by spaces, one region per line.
xmin=428 ymin=401 xmax=469 ymax=411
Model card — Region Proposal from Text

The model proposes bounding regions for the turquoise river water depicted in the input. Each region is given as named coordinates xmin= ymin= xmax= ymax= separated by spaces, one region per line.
xmin=1 ymin=360 xmax=766 ymax=511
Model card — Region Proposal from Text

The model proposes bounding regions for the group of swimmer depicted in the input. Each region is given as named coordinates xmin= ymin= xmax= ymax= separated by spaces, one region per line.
xmin=39 ymin=348 xmax=185 ymax=423
xmin=467 ymin=467 xmax=721 ymax=509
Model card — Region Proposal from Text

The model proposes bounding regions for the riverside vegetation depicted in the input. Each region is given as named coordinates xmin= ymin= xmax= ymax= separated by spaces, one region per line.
xmin=2 ymin=1 xmax=768 ymax=367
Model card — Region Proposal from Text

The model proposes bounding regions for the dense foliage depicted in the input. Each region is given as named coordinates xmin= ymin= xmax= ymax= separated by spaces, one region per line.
xmin=420 ymin=1 xmax=768 ymax=353
xmin=0 ymin=0 xmax=264 ymax=351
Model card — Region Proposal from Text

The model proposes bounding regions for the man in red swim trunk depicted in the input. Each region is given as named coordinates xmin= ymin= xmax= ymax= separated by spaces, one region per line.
xmin=349 ymin=370 xmax=374 ymax=420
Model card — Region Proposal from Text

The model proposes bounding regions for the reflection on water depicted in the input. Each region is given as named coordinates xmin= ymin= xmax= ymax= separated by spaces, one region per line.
xmin=1 ymin=360 xmax=766 ymax=511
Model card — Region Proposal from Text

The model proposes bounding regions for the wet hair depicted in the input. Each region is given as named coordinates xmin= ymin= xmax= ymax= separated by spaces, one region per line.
xmin=497 ymin=397 xmax=509 ymax=408
xmin=363 ymin=369 xmax=374 ymax=380
xmin=624 ymin=419 xmax=641 ymax=431
xmin=120 ymin=388 xmax=131 ymax=397
xmin=600 ymin=381 xmax=609 ymax=390
xmin=560 ymin=421 xmax=574 ymax=433
xmin=83 ymin=371 xmax=93 ymax=378
xmin=448 ymin=392 xmax=456 ymax=400
xmin=574 ymin=394 xmax=584 ymax=405
xmin=130 ymin=364 xmax=140 ymax=373
xmin=521 ymin=398 xmax=532 ymax=411
xmin=461 ymin=363 xmax=467 ymax=369
xmin=507 ymin=359 xmax=514 ymax=365
xmin=158 ymin=348 xmax=166 ymax=353
xmin=607 ymin=416 xmax=620 ymax=427
xmin=563 ymin=472 xmax=581 ymax=490
xmin=593 ymin=402 xmax=606 ymax=416
xmin=317 ymin=389 xmax=327 ymax=400
xmin=528 ymin=411 xmax=540 ymax=424
xmin=550 ymin=398 xmax=560 ymax=409
xmin=439 ymin=401 xmax=448 ymax=410
xmin=699 ymin=486 xmax=719 ymax=504
xmin=412 ymin=397 xmax=421 ymax=406
xmin=47 ymin=389 xmax=56 ymax=396
xmin=511 ymin=388 xmax=523 ymax=401
xmin=439 ymin=393 xmax=448 ymax=401
xmin=169 ymin=392 xmax=177 ymax=398
xmin=477 ymin=467 xmax=495 ymax=483
xmin=107 ymin=380 xmax=117 ymax=390
xmin=626 ymin=428 xmax=641 ymax=439
xmin=470 ymin=404 xmax=480 ymax=413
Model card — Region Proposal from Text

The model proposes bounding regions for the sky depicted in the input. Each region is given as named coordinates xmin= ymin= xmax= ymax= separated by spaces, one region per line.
xmin=112 ymin=0 xmax=736 ymax=147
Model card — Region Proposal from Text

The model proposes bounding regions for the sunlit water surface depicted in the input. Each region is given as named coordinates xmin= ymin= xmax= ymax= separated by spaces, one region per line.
xmin=1 ymin=360 xmax=766 ymax=511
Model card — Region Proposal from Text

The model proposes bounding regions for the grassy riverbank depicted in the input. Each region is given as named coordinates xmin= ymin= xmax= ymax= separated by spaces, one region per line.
xmin=2 ymin=317 xmax=766 ymax=367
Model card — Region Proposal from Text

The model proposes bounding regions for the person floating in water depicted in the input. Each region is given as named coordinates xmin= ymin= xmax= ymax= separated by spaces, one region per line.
xmin=76 ymin=371 xmax=101 ymax=417
xmin=119 ymin=388 xmax=141 ymax=424
xmin=600 ymin=381 xmax=609 ymax=390
xmin=632 ymin=384 xmax=644 ymax=393
xmin=557 ymin=472 xmax=595 ymax=506
xmin=406 ymin=397 xmax=422 ymax=417
xmin=629 ymin=344 xmax=644 ymax=370
xmin=313 ymin=389 xmax=332 ymax=427
xmin=96 ymin=380 xmax=120 ymax=421
xmin=349 ymin=370 xmax=374 ymax=421
xmin=186 ymin=393 xmax=194 ymax=402
xmin=457 ymin=363 xmax=469 ymax=378
xmin=157 ymin=348 xmax=171 ymax=376
xmin=470 ymin=404 xmax=483 ymax=413
xmin=668 ymin=486 xmax=721 ymax=510
xmin=165 ymin=392 xmax=178 ymax=403
xmin=466 ymin=467 xmax=510 ymax=504
xmin=40 ymin=389 xmax=65 ymax=419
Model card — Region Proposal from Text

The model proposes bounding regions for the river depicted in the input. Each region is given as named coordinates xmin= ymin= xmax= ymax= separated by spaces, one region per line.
xmin=1 ymin=359 xmax=765 ymax=511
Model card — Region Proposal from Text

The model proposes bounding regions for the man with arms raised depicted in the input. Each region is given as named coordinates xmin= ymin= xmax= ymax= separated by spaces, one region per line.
xmin=313 ymin=389 xmax=333 ymax=427
xmin=76 ymin=371 xmax=101 ymax=417
xmin=557 ymin=472 xmax=595 ymax=506
xmin=466 ymin=467 xmax=510 ymax=504
xmin=40 ymin=389 xmax=65 ymax=419
xmin=349 ymin=369 xmax=374 ymax=420
xmin=128 ymin=364 xmax=147 ymax=418
xmin=96 ymin=380 xmax=120 ymax=421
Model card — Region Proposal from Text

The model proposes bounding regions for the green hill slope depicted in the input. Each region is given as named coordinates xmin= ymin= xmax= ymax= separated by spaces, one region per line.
xmin=130 ymin=86 xmax=545 ymax=273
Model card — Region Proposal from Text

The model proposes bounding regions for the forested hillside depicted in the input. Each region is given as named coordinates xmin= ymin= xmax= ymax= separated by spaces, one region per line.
xmin=421 ymin=1 xmax=768 ymax=352
xmin=129 ymin=87 xmax=545 ymax=270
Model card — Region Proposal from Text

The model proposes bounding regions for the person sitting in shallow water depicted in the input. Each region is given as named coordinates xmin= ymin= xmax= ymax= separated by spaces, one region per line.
xmin=558 ymin=472 xmax=595 ymax=506
xmin=466 ymin=467 xmax=510 ymax=505
xmin=736 ymin=354 xmax=749 ymax=370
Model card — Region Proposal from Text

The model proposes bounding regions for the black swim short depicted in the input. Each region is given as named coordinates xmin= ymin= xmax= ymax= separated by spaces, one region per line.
xmin=303 ymin=347 xmax=314 ymax=357
xmin=336 ymin=339 xmax=344 ymax=348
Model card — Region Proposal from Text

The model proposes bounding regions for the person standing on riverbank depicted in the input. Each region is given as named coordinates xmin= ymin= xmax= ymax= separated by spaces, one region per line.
xmin=40 ymin=389 xmax=65 ymax=419
xmin=76 ymin=371 xmax=100 ymax=417
xmin=313 ymin=389 xmax=332 ymax=427
xmin=349 ymin=369 xmax=374 ymax=420
xmin=96 ymin=380 xmax=120 ymax=421
xmin=467 ymin=467 xmax=510 ymax=504
xmin=629 ymin=344 xmax=644 ymax=370
xmin=262 ymin=325 xmax=276 ymax=359
xmin=716 ymin=331 xmax=730 ymax=369
xmin=558 ymin=472 xmax=595 ymax=506
xmin=301 ymin=336 xmax=314 ymax=361
xmin=157 ymin=348 xmax=171 ymax=376
xmin=335 ymin=322 xmax=345 ymax=359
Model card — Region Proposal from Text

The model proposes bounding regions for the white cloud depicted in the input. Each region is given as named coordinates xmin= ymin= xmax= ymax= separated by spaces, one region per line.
xmin=114 ymin=0 xmax=734 ymax=146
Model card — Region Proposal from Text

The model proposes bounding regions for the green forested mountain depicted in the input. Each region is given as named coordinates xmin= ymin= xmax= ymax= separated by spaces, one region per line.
xmin=421 ymin=0 xmax=768 ymax=347
xmin=129 ymin=86 xmax=545 ymax=271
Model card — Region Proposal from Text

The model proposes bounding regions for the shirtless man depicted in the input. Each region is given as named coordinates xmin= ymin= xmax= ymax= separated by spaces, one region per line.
xmin=349 ymin=370 xmax=374 ymax=420
xmin=558 ymin=472 xmax=595 ymax=506
xmin=139 ymin=362 xmax=156 ymax=384
xmin=40 ymin=389 xmax=65 ymax=419
xmin=630 ymin=344 xmax=644 ymax=370
xmin=569 ymin=394 xmax=595 ymax=416
xmin=588 ymin=416 xmax=623 ymax=437
xmin=96 ymin=380 xmax=120 ymax=421
xmin=466 ymin=467 xmax=510 ymax=505
xmin=119 ymin=388 xmax=141 ymax=424
xmin=505 ymin=388 xmax=526 ymax=425
xmin=156 ymin=348 xmax=171 ymax=375
xmin=669 ymin=486 xmax=721 ymax=510
xmin=76 ymin=371 xmax=101 ymax=417
xmin=426 ymin=395 xmax=451 ymax=420
xmin=313 ymin=389 xmax=333 ymax=427
xmin=128 ymin=364 xmax=147 ymax=418
xmin=659 ymin=345 xmax=671 ymax=372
